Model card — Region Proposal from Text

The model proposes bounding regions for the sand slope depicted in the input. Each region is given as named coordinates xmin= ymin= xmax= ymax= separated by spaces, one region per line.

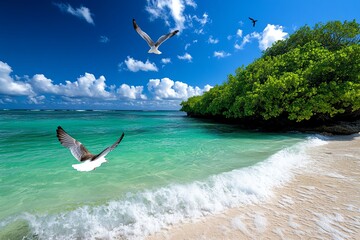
xmin=148 ymin=134 xmax=360 ymax=239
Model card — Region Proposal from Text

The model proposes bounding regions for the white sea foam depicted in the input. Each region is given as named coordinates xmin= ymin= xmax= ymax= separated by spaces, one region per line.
xmin=253 ymin=213 xmax=267 ymax=233
xmin=8 ymin=137 xmax=327 ymax=240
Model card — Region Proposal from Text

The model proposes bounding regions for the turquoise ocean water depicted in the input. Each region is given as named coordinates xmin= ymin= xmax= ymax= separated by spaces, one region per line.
xmin=0 ymin=110 xmax=323 ymax=239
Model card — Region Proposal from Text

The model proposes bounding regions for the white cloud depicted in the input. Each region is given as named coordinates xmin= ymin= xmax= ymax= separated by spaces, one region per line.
xmin=54 ymin=3 xmax=94 ymax=25
xmin=227 ymin=35 xmax=233 ymax=40
xmin=161 ymin=58 xmax=171 ymax=64
xmin=30 ymin=73 xmax=114 ymax=99
xmin=145 ymin=0 xmax=197 ymax=32
xmin=234 ymin=24 xmax=287 ymax=51
xmin=214 ymin=51 xmax=231 ymax=58
xmin=208 ymin=35 xmax=219 ymax=44
xmin=234 ymin=32 xmax=261 ymax=50
xmin=58 ymin=73 xmax=113 ymax=99
xmin=236 ymin=29 xmax=243 ymax=38
xmin=0 ymin=61 xmax=214 ymax=109
xmin=147 ymin=77 xmax=212 ymax=100
xmin=117 ymin=84 xmax=147 ymax=100
xmin=0 ymin=62 xmax=117 ymax=103
xmin=0 ymin=61 xmax=33 ymax=96
xmin=259 ymin=24 xmax=288 ymax=50
xmin=177 ymin=53 xmax=192 ymax=62
xmin=28 ymin=95 xmax=45 ymax=104
xmin=124 ymin=56 xmax=158 ymax=72
xmin=185 ymin=39 xmax=198 ymax=50
xmin=192 ymin=12 xmax=209 ymax=26
xmin=30 ymin=74 xmax=60 ymax=94
xmin=99 ymin=36 xmax=109 ymax=43
xmin=192 ymin=13 xmax=210 ymax=34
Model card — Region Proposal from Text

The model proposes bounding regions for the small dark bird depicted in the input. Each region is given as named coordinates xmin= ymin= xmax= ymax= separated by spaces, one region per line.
xmin=249 ymin=17 xmax=258 ymax=27
xmin=56 ymin=126 xmax=125 ymax=171
xmin=133 ymin=18 xmax=179 ymax=54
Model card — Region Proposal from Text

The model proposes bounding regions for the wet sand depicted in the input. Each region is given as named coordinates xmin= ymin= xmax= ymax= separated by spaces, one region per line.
xmin=148 ymin=134 xmax=360 ymax=239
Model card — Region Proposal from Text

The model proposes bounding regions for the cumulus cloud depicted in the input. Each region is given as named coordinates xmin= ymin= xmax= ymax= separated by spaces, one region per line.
xmin=145 ymin=0 xmax=197 ymax=32
xmin=0 ymin=61 xmax=33 ymax=96
xmin=117 ymin=84 xmax=147 ymax=100
xmin=31 ymin=73 xmax=114 ymax=99
xmin=30 ymin=74 xmax=60 ymax=94
xmin=54 ymin=3 xmax=94 ymax=25
xmin=214 ymin=51 xmax=231 ymax=58
xmin=0 ymin=61 xmax=213 ymax=109
xmin=208 ymin=35 xmax=219 ymax=44
xmin=177 ymin=53 xmax=192 ymax=62
xmin=259 ymin=24 xmax=288 ymax=50
xmin=236 ymin=29 xmax=243 ymax=38
xmin=147 ymin=77 xmax=212 ymax=100
xmin=234 ymin=24 xmax=287 ymax=51
xmin=0 ymin=61 xmax=117 ymax=104
xmin=161 ymin=58 xmax=171 ymax=64
xmin=57 ymin=73 xmax=114 ymax=99
xmin=124 ymin=56 xmax=158 ymax=72
xmin=28 ymin=95 xmax=46 ymax=104
xmin=234 ymin=32 xmax=261 ymax=50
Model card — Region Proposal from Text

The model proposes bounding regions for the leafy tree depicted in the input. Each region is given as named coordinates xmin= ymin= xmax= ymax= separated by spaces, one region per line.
xmin=264 ymin=20 xmax=360 ymax=57
xmin=180 ymin=20 xmax=360 ymax=126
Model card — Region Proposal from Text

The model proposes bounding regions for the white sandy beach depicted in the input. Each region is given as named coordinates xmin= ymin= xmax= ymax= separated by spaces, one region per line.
xmin=148 ymin=134 xmax=360 ymax=239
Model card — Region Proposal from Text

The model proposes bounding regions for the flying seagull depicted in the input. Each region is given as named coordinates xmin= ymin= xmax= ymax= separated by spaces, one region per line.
xmin=249 ymin=17 xmax=258 ymax=27
xmin=56 ymin=126 xmax=125 ymax=171
xmin=132 ymin=18 xmax=179 ymax=54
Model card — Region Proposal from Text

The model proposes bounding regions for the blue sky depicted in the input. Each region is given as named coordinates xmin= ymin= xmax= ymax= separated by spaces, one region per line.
xmin=0 ymin=0 xmax=359 ymax=110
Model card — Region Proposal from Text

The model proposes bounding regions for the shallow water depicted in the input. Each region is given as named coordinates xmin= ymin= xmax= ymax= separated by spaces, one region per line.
xmin=0 ymin=110 xmax=315 ymax=239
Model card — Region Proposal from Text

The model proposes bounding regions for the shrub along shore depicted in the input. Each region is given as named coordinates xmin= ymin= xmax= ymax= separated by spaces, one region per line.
xmin=181 ymin=20 xmax=360 ymax=134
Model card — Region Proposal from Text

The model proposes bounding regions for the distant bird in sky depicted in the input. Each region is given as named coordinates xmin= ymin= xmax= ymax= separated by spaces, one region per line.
xmin=132 ymin=18 xmax=179 ymax=54
xmin=56 ymin=126 xmax=125 ymax=171
xmin=249 ymin=17 xmax=258 ymax=27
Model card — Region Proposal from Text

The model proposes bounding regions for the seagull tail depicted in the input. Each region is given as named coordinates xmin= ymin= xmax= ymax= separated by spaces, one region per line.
xmin=148 ymin=46 xmax=161 ymax=54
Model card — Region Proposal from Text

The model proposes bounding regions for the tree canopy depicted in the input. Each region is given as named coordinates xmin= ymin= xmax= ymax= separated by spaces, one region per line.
xmin=181 ymin=20 xmax=360 ymax=126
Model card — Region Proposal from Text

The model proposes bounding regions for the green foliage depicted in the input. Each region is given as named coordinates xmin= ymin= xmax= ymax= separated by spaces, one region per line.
xmin=264 ymin=20 xmax=360 ymax=57
xmin=181 ymin=20 xmax=360 ymax=124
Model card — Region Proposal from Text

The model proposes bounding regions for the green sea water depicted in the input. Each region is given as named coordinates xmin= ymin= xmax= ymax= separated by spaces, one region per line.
xmin=0 ymin=110 xmax=312 ymax=239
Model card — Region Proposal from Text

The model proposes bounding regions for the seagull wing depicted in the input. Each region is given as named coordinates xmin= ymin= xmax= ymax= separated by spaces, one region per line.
xmin=249 ymin=17 xmax=255 ymax=21
xmin=155 ymin=30 xmax=179 ymax=47
xmin=56 ymin=126 xmax=93 ymax=162
xmin=133 ymin=19 xmax=155 ymax=47
xmin=92 ymin=132 xmax=125 ymax=160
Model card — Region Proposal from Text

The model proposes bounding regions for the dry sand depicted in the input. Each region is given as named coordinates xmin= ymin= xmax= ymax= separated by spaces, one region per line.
xmin=148 ymin=134 xmax=360 ymax=240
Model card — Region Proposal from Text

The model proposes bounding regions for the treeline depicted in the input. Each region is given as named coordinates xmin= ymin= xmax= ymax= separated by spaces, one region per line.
xmin=181 ymin=20 xmax=360 ymax=127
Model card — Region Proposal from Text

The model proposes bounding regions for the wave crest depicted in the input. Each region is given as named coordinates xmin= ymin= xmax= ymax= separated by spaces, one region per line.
xmin=1 ymin=137 xmax=326 ymax=240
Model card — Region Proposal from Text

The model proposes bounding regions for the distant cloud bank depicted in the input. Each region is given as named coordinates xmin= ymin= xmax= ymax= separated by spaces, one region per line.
xmin=0 ymin=61 xmax=211 ymax=109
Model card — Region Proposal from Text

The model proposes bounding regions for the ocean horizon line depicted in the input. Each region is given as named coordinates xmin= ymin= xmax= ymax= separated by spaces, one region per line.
xmin=0 ymin=108 xmax=181 ymax=112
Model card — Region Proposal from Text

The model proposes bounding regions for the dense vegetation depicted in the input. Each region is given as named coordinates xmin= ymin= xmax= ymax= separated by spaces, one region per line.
xmin=181 ymin=20 xmax=360 ymax=129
